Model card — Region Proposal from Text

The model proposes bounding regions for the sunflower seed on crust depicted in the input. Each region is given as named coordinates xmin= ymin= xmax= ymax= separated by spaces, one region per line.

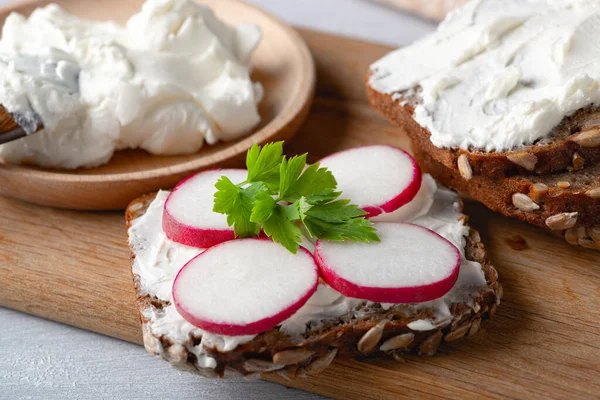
xmin=496 ymin=282 xmax=503 ymax=305
xmin=195 ymin=366 xmax=219 ymax=378
xmin=557 ymin=181 xmax=570 ymax=189
xmin=564 ymin=228 xmax=580 ymax=245
xmin=294 ymin=368 xmax=308 ymax=379
xmin=243 ymin=359 xmax=282 ymax=372
xmin=512 ymin=193 xmax=539 ymax=212
xmin=390 ymin=305 xmax=412 ymax=319
xmin=471 ymin=246 xmax=485 ymax=260
xmin=528 ymin=183 xmax=548 ymax=203
xmin=129 ymin=201 xmax=144 ymax=211
xmin=570 ymin=128 xmax=600 ymax=147
xmin=572 ymin=152 xmax=585 ymax=170
xmin=243 ymin=372 xmax=261 ymax=381
xmin=358 ymin=322 xmax=386 ymax=353
xmin=585 ymin=188 xmax=600 ymax=199
xmin=507 ymin=152 xmax=537 ymax=171
xmin=588 ymin=225 xmax=600 ymax=243
xmin=380 ymin=333 xmax=415 ymax=351
xmin=278 ymin=364 xmax=301 ymax=381
xmin=419 ymin=331 xmax=442 ymax=356
xmin=469 ymin=230 xmax=481 ymax=242
xmin=468 ymin=318 xmax=481 ymax=337
xmin=457 ymin=154 xmax=473 ymax=181
xmin=166 ymin=344 xmax=187 ymax=364
xmin=223 ymin=366 xmax=242 ymax=378
xmin=391 ymin=351 xmax=406 ymax=363
xmin=545 ymin=212 xmax=578 ymax=230
xmin=578 ymin=238 xmax=600 ymax=250
xmin=306 ymin=348 xmax=338 ymax=375
xmin=576 ymin=227 xmax=588 ymax=239
xmin=273 ymin=349 xmax=314 ymax=366
xmin=444 ymin=324 xmax=470 ymax=342
xmin=142 ymin=324 xmax=161 ymax=356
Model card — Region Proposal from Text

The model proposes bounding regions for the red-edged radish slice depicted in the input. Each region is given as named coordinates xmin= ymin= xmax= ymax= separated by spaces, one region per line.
xmin=371 ymin=174 xmax=437 ymax=222
xmin=163 ymin=169 xmax=247 ymax=248
xmin=318 ymin=145 xmax=421 ymax=218
xmin=172 ymin=238 xmax=319 ymax=336
xmin=315 ymin=223 xmax=460 ymax=303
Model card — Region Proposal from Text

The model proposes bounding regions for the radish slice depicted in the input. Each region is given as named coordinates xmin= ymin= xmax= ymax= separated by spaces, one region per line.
xmin=318 ymin=145 xmax=421 ymax=218
xmin=315 ymin=223 xmax=460 ymax=303
xmin=371 ymin=174 xmax=437 ymax=223
xmin=172 ymin=238 xmax=319 ymax=336
xmin=163 ymin=169 xmax=247 ymax=248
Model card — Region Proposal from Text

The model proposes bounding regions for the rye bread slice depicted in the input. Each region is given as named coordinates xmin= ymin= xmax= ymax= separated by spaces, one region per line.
xmin=126 ymin=192 xmax=501 ymax=379
xmin=366 ymin=85 xmax=600 ymax=178
xmin=411 ymin=146 xmax=600 ymax=250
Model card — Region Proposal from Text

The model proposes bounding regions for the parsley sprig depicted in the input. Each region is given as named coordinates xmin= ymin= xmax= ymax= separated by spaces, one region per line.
xmin=213 ymin=142 xmax=380 ymax=253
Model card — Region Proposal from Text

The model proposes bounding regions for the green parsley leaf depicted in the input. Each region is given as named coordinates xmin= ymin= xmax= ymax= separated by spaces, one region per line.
xmin=250 ymin=191 xmax=302 ymax=253
xmin=303 ymin=189 xmax=342 ymax=205
xmin=303 ymin=216 xmax=380 ymax=242
xmin=283 ymin=162 xmax=337 ymax=202
xmin=213 ymin=142 xmax=379 ymax=253
xmin=278 ymin=153 xmax=307 ymax=200
xmin=298 ymin=196 xmax=376 ymax=241
xmin=303 ymin=199 xmax=367 ymax=223
xmin=213 ymin=176 xmax=263 ymax=237
xmin=246 ymin=142 xmax=284 ymax=190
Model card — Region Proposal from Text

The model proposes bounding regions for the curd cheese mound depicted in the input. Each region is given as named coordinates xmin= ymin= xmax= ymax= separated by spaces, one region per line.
xmin=0 ymin=0 xmax=263 ymax=168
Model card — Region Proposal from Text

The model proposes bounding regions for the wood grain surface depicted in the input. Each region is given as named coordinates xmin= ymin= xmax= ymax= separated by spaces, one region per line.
xmin=1 ymin=29 xmax=600 ymax=400
xmin=0 ymin=0 xmax=315 ymax=210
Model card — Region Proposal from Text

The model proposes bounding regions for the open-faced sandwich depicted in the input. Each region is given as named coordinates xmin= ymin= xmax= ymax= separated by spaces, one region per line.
xmin=367 ymin=0 xmax=600 ymax=250
xmin=126 ymin=143 xmax=501 ymax=378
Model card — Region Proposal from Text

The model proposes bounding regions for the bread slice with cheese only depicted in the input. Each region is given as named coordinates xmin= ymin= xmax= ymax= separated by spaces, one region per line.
xmin=125 ymin=178 xmax=501 ymax=379
xmin=367 ymin=90 xmax=600 ymax=179
xmin=366 ymin=0 xmax=600 ymax=178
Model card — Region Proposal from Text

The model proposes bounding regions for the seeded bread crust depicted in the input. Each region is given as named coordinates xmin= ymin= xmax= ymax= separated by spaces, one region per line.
xmin=366 ymin=84 xmax=600 ymax=178
xmin=412 ymin=146 xmax=600 ymax=250
xmin=126 ymin=192 xmax=501 ymax=379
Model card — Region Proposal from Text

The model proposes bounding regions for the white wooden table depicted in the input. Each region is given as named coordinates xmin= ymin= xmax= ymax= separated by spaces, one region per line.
xmin=0 ymin=1 xmax=435 ymax=398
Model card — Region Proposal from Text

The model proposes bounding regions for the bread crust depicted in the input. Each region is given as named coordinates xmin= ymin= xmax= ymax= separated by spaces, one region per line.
xmin=126 ymin=193 xmax=501 ymax=378
xmin=365 ymin=83 xmax=600 ymax=178
xmin=412 ymin=146 xmax=600 ymax=249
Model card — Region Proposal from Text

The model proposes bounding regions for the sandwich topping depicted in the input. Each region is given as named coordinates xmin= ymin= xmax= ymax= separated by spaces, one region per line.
xmin=128 ymin=145 xmax=489 ymax=370
xmin=0 ymin=0 xmax=262 ymax=168
xmin=370 ymin=0 xmax=600 ymax=152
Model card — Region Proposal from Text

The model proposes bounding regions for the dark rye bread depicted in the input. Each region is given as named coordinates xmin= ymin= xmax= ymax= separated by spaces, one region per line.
xmin=366 ymin=85 xmax=600 ymax=178
xmin=126 ymin=193 xmax=501 ymax=379
xmin=412 ymin=146 xmax=600 ymax=250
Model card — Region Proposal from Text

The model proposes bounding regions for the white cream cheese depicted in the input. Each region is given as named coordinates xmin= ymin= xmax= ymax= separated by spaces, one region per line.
xmin=128 ymin=175 xmax=488 ymax=369
xmin=0 ymin=0 xmax=262 ymax=168
xmin=369 ymin=0 xmax=600 ymax=152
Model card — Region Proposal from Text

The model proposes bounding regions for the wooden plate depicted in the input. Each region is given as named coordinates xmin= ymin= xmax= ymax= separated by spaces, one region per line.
xmin=0 ymin=0 xmax=315 ymax=210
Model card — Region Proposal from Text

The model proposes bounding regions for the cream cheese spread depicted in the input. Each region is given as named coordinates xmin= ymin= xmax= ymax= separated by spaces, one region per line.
xmin=128 ymin=174 xmax=488 ymax=369
xmin=369 ymin=0 xmax=600 ymax=151
xmin=0 ymin=0 xmax=262 ymax=168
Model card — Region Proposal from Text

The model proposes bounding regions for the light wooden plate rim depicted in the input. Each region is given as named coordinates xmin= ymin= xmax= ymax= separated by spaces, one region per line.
xmin=0 ymin=0 xmax=315 ymax=201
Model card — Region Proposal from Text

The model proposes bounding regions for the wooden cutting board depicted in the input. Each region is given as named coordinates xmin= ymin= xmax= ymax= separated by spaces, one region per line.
xmin=1 ymin=29 xmax=599 ymax=400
